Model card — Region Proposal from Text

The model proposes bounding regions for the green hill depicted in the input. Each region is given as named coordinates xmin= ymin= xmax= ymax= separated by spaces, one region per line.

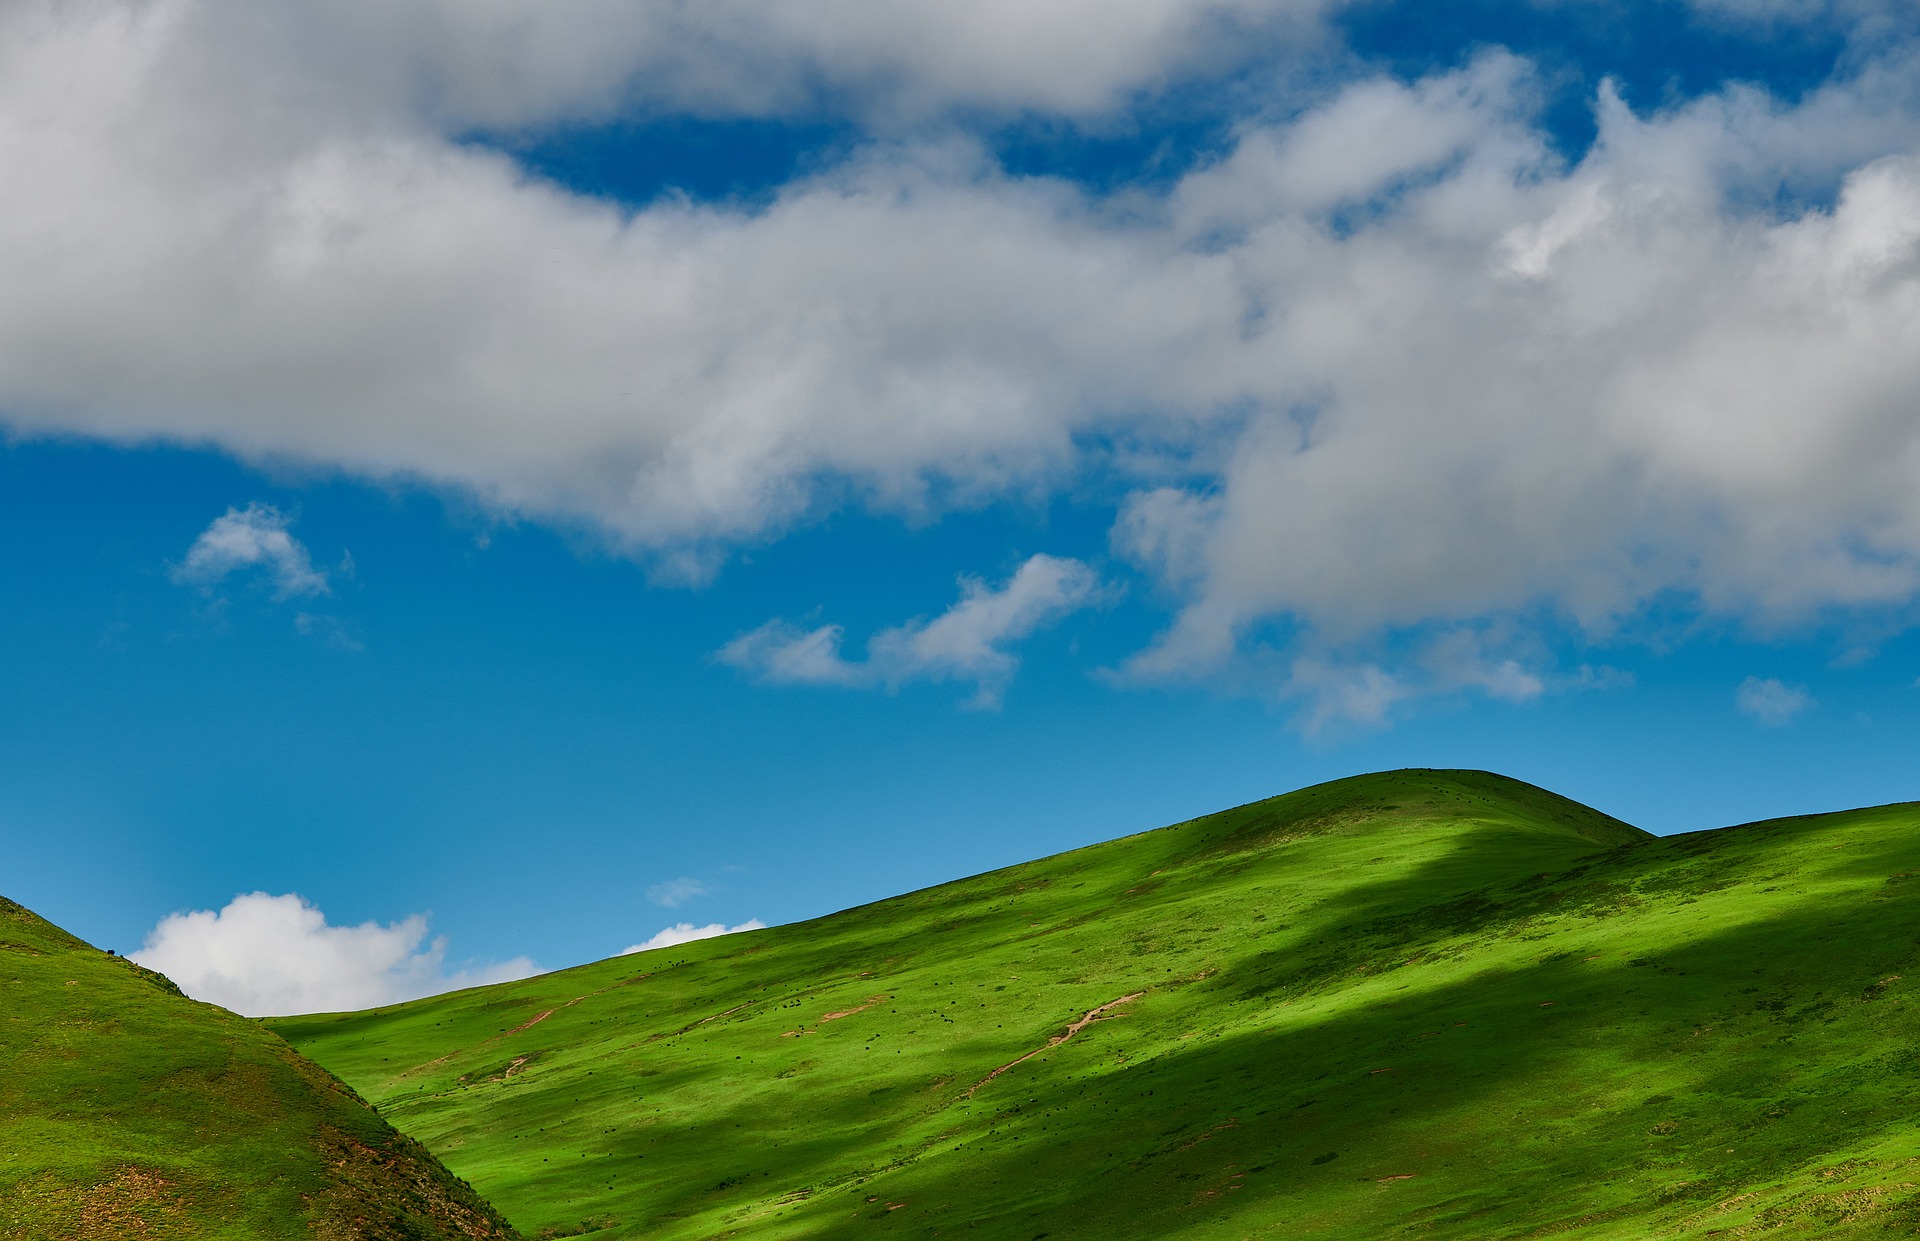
xmin=268 ymin=769 xmax=1920 ymax=1239
xmin=0 ymin=895 xmax=518 ymax=1239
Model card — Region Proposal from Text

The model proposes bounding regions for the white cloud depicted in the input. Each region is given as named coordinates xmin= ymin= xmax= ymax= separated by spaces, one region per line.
xmin=1272 ymin=624 xmax=1594 ymax=732
xmin=646 ymin=877 xmax=709 ymax=908
xmin=109 ymin=0 xmax=1866 ymax=136
xmin=174 ymin=504 xmax=329 ymax=599
xmin=1111 ymin=56 xmax=1920 ymax=680
xmin=118 ymin=0 xmax=1333 ymax=131
xmin=1284 ymin=658 xmax=1411 ymax=733
xmin=719 ymin=554 xmax=1103 ymax=707
xmin=1420 ymin=628 xmax=1548 ymax=703
xmin=5 ymin=5 xmax=1920 ymax=689
xmin=621 ymin=919 xmax=766 ymax=955
xmin=716 ymin=622 xmax=869 ymax=688
xmin=293 ymin=611 xmax=363 ymax=650
xmin=867 ymin=554 xmax=1106 ymax=703
xmin=130 ymin=892 xmax=536 ymax=1017
xmin=1736 ymin=675 xmax=1814 ymax=725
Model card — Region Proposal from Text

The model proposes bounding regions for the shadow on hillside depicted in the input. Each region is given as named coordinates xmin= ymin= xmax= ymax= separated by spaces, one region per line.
xmin=1204 ymin=803 xmax=1844 ymax=1013
xmin=874 ymin=812 xmax=1920 ymax=1239
xmin=594 ymin=806 xmax=1920 ymax=1239
xmin=406 ymin=804 xmax=1920 ymax=1240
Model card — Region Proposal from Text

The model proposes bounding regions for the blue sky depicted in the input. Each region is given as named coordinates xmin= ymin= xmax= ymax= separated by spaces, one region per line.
xmin=4 ymin=0 xmax=1920 ymax=1014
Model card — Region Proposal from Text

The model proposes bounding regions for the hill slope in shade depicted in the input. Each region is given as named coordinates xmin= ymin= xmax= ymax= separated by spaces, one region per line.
xmin=0 ymin=895 xmax=518 ymax=1240
xmin=271 ymin=770 xmax=1920 ymax=1239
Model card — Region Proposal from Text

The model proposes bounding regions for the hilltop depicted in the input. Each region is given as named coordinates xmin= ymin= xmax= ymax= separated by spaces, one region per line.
xmin=259 ymin=768 xmax=1920 ymax=1236
xmin=0 ymin=893 xmax=517 ymax=1239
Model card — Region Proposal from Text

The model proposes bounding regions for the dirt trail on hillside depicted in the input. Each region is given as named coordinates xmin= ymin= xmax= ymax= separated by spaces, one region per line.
xmin=965 ymin=992 xmax=1147 ymax=1096
xmin=821 ymin=996 xmax=889 ymax=1022
xmin=386 ymin=1008 xmax=555 ymax=1085
xmin=389 ymin=970 xmax=671 ymax=1084
xmin=651 ymin=999 xmax=759 ymax=1041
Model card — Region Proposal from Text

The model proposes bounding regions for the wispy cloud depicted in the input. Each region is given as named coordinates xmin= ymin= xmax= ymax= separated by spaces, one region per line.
xmin=293 ymin=611 xmax=363 ymax=651
xmin=1736 ymin=676 xmax=1814 ymax=726
xmin=174 ymin=504 xmax=329 ymax=600
xmin=1121 ymin=617 xmax=1631 ymax=732
xmin=717 ymin=622 xmax=869 ymax=688
xmin=130 ymin=892 xmax=536 ymax=1017
xmin=621 ymin=920 xmax=766 ymax=956
xmin=646 ymin=877 xmax=709 ymax=909
xmin=720 ymin=554 xmax=1103 ymax=708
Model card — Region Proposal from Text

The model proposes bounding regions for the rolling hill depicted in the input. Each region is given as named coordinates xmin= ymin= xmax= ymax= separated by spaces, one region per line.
xmin=264 ymin=769 xmax=1920 ymax=1238
xmin=0 ymin=893 xmax=517 ymax=1240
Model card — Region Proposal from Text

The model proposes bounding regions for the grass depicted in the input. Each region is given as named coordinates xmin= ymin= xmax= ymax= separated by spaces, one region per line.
xmin=0 ymin=893 xmax=517 ymax=1239
xmin=264 ymin=768 xmax=1920 ymax=1237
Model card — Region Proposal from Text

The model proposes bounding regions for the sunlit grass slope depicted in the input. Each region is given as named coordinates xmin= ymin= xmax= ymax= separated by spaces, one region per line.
xmin=272 ymin=770 xmax=1920 ymax=1239
xmin=0 ymin=895 xmax=517 ymax=1240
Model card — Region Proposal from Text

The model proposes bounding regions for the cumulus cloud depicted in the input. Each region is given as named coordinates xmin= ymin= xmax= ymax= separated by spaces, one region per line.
xmin=1736 ymin=675 xmax=1815 ymax=725
xmin=1102 ymin=56 xmax=1920 ymax=695
xmin=7 ymin=3 xmax=1920 ymax=696
xmin=130 ymin=892 xmax=536 ymax=1017
xmin=646 ymin=877 xmax=709 ymax=908
xmin=173 ymin=504 xmax=329 ymax=599
xmin=720 ymin=554 xmax=1103 ymax=707
xmin=621 ymin=919 xmax=766 ymax=955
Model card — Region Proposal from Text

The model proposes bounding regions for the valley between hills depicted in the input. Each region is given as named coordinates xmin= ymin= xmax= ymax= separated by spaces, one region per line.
xmin=9 ymin=769 xmax=1920 ymax=1238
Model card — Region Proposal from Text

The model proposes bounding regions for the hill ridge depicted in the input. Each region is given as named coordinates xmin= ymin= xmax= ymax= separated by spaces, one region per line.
xmin=802 ymin=767 xmax=1648 ymax=933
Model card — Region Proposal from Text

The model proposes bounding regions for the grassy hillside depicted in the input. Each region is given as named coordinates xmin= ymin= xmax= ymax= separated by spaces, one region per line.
xmin=0 ymin=894 xmax=517 ymax=1240
xmin=271 ymin=769 xmax=1920 ymax=1239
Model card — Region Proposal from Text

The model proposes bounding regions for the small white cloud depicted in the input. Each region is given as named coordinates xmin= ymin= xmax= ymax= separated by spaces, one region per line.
xmin=719 ymin=554 xmax=1102 ymax=708
xmin=645 ymin=877 xmax=709 ymax=909
xmin=174 ymin=504 xmax=329 ymax=600
xmin=1420 ymin=628 xmax=1547 ymax=703
xmin=716 ymin=622 xmax=867 ymax=688
xmin=130 ymin=892 xmax=536 ymax=1017
xmin=1736 ymin=675 xmax=1814 ymax=726
xmin=621 ymin=919 xmax=766 ymax=956
xmin=1284 ymin=657 xmax=1411 ymax=733
xmin=868 ymin=554 xmax=1106 ymax=707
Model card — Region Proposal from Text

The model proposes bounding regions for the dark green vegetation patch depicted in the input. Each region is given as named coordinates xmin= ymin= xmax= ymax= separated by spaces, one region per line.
xmin=256 ymin=769 xmax=1920 ymax=1236
xmin=0 ymin=895 xmax=517 ymax=1240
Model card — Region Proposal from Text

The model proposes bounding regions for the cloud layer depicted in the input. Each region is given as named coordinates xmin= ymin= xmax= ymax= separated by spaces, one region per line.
xmin=130 ymin=892 xmax=536 ymax=1017
xmin=7 ymin=1 xmax=1920 ymax=697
